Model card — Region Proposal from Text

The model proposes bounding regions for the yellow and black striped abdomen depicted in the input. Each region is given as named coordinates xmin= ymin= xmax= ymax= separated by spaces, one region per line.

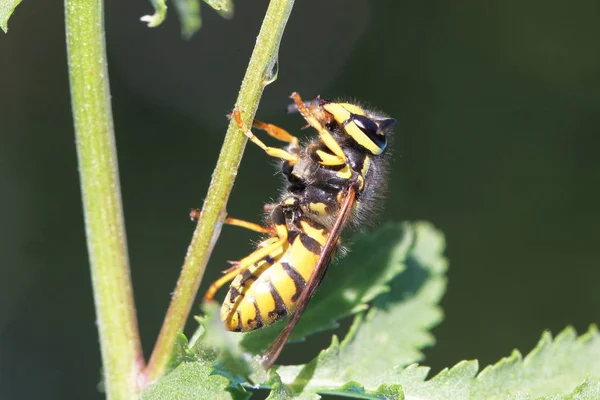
xmin=221 ymin=225 xmax=327 ymax=332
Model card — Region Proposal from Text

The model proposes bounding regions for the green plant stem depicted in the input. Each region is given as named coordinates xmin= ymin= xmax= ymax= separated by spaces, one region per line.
xmin=65 ymin=0 xmax=143 ymax=398
xmin=144 ymin=0 xmax=295 ymax=384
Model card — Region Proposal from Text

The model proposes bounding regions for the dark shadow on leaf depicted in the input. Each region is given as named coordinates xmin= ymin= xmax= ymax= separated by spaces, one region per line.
xmin=372 ymin=240 xmax=431 ymax=311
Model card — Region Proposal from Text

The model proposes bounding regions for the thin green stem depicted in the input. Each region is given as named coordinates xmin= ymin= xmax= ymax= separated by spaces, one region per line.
xmin=144 ymin=0 xmax=295 ymax=384
xmin=65 ymin=0 xmax=143 ymax=398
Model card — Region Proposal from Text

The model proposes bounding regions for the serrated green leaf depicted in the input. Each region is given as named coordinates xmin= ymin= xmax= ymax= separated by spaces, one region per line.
xmin=266 ymin=373 xmax=321 ymax=400
xmin=265 ymin=373 xmax=403 ymax=399
xmin=141 ymin=361 xmax=234 ymax=400
xmin=272 ymin=224 xmax=600 ymax=398
xmin=1 ymin=0 xmax=22 ymax=33
xmin=371 ymin=384 xmax=404 ymax=400
xmin=141 ymin=0 xmax=167 ymax=28
xmin=196 ymin=302 xmax=268 ymax=387
xmin=318 ymin=382 xmax=403 ymax=399
xmin=335 ymin=221 xmax=447 ymax=385
xmin=240 ymin=223 xmax=415 ymax=354
xmin=392 ymin=326 xmax=600 ymax=399
xmin=164 ymin=331 xmax=200 ymax=375
xmin=279 ymin=326 xmax=600 ymax=398
xmin=277 ymin=222 xmax=447 ymax=394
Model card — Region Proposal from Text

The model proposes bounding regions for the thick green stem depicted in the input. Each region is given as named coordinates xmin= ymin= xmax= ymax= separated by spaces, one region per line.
xmin=144 ymin=0 xmax=295 ymax=384
xmin=65 ymin=0 xmax=143 ymax=398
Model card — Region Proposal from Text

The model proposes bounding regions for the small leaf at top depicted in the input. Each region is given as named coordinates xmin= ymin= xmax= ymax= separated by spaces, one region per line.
xmin=140 ymin=0 xmax=232 ymax=37
xmin=1 ymin=0 xmax=22 ymax=33
xmin=141 ymin=0 xmax=167 ymax=28
xmin=173 ymin=0 xmax=201 ymax=39
xmin=204 ymin=0 xmax=233 ymax=19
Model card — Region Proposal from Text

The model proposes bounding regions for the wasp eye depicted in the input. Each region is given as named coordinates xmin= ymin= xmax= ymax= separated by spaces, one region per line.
xmin=351 ymin=114 xmax=386 ymax=150
xmin=352 ymin=115 xmax=378 ymax=135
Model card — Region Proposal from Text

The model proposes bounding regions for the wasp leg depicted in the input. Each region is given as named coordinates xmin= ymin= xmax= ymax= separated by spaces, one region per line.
xmin=290 ymin=92 xmax=347 ymax=163
xmin=204 ymin=266 xmax=250 ymax=303
xmin=233 ymin=110 xmax=299 ymax=163
xmin=252 ymin=119 xmax=299 ymax=147
xmin=190 ymin=209 xmax=274 ymax=234
xmin=224 ymin=217 xmax=273 ymax=234
xmin=204 ymin=236 xmax=286 ymax=302
xmin=203 ymin=205 xmax=290 ymax=303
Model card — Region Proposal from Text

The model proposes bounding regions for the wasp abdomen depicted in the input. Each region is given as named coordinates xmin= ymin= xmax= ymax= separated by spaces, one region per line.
xmin=221 ymin=227 xmax=325 ymax=332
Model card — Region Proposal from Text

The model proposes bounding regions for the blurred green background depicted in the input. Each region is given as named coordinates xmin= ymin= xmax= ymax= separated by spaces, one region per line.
xmin=1 ymin=0 xmax=600 ymax=398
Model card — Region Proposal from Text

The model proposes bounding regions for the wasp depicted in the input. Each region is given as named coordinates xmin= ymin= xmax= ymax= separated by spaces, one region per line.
xmin=201 ymin=92 xmax=397 ymax=368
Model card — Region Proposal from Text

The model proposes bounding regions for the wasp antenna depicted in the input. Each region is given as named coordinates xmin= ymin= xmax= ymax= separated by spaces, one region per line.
xmin=376 ymin=118 xmax=398 ymax=133
xmin=286 ymin=101 xmax=312 ymax=114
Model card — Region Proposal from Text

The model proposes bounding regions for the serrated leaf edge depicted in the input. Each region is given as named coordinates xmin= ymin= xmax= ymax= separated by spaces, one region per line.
xmin=398 ymin=325 xmax=600 ymax=399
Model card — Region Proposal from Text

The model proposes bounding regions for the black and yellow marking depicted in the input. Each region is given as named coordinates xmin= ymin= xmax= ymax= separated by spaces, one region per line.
xmin=282 ymin=262 xmax=306 ymax=302
xmin=251 ymin=300 xmax=264 ymax=329
xmin=323 ymin=102 xmax=387 ymax=155
xmin=309 ymin=202 xmax=327 ymax=215
xmin=218 ymin=225 xmax=324 ymax=332
xmin=203 ymin=92 xmax=396 ymax=367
